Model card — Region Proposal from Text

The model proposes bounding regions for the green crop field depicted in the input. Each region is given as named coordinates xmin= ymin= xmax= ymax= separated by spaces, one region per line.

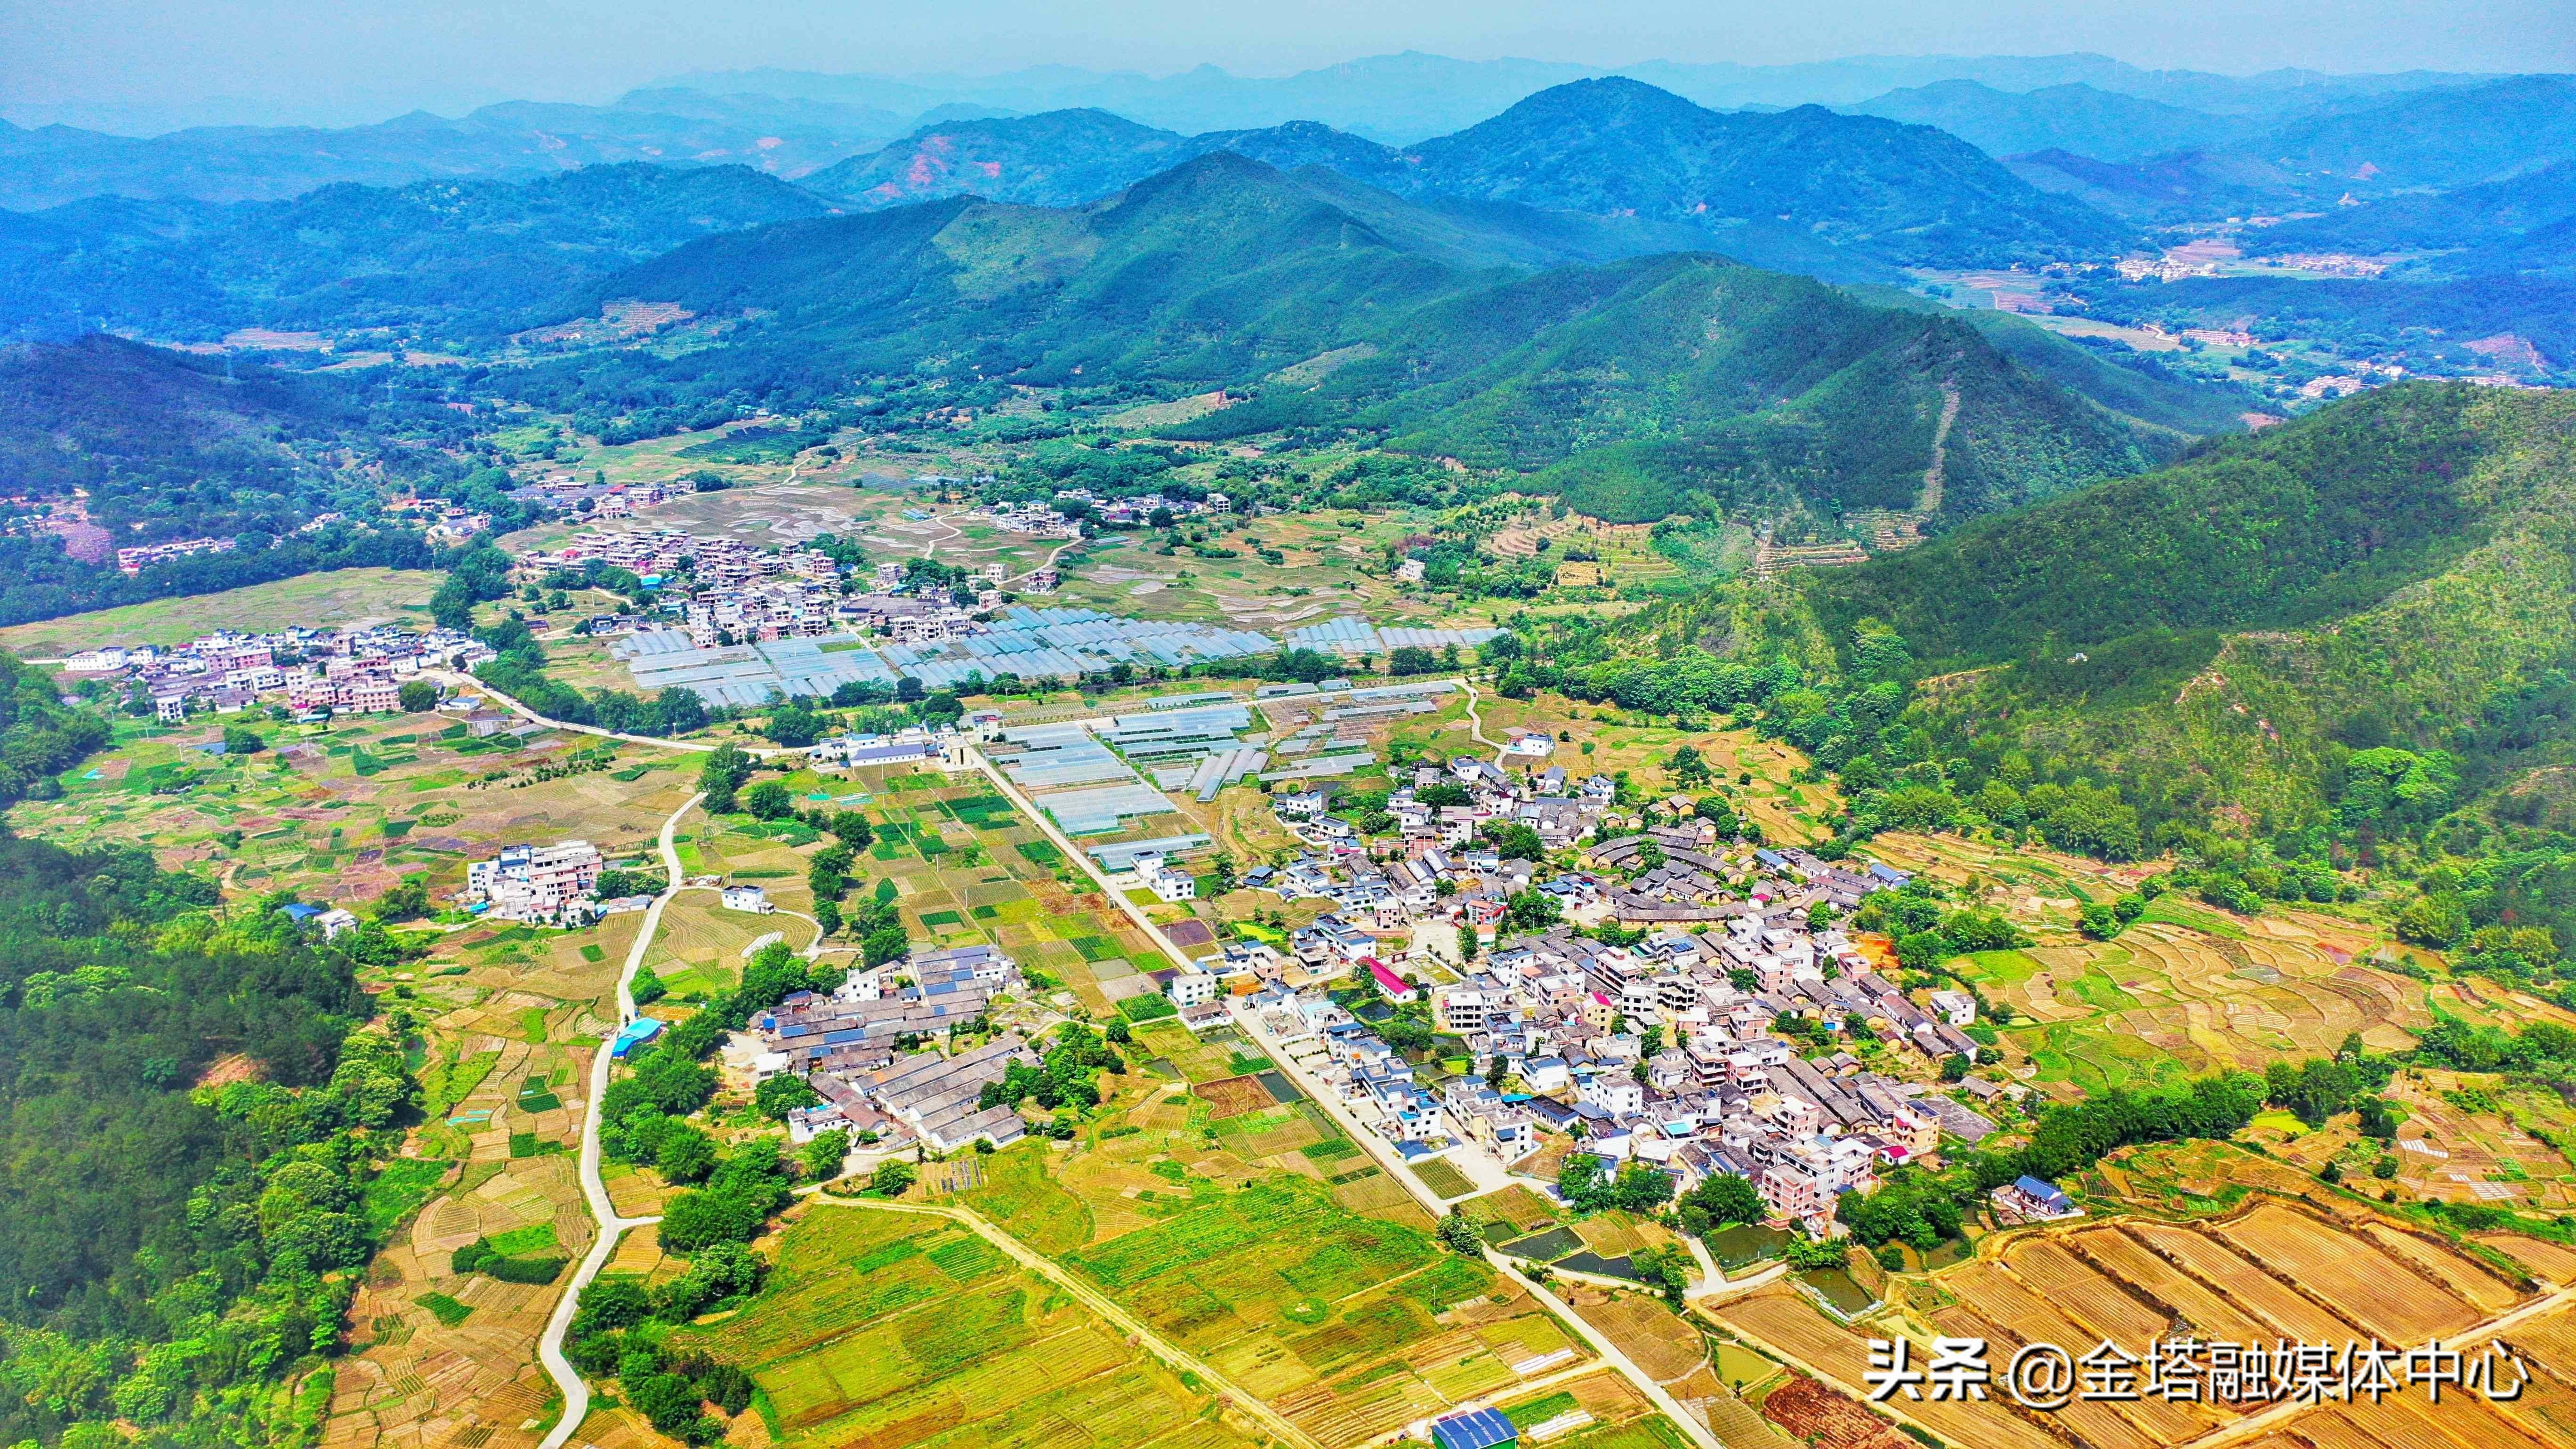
xmin=928 ymin=1082 xmax=1591 ymax=1447
xmin=672 ymin=1205 xmax=1259 ymax=1449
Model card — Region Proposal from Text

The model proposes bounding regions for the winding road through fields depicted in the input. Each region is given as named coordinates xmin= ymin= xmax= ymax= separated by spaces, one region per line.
xmin=532 ymin=792 xmax=698 ymax=1449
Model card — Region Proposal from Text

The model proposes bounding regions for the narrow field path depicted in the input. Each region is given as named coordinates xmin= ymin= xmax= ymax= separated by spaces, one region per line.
xmin=798 ymin=1192 xmax=1326 ymax=1449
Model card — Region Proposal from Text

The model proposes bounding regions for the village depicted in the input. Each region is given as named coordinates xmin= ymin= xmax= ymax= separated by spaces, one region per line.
xmin=56 ymin=622 xmax=498 ymax=722
xmin=676 ymin=709 xmax=2058 ymax=1245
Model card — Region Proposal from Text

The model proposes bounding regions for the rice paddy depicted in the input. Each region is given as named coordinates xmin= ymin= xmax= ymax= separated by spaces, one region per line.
xmin=666 ymin=1206 xmax=1262 ymax=1449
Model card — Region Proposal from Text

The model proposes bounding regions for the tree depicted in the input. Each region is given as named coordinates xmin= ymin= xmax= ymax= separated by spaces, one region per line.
xmin=1940 ymin=1053 xmax=1971 ymax=1082
xmin=1437 ymin=1208 xmax=1483 ymax=1256
xmin=1666 ymin=745 xmax=1712 ymax=788
xmin=1557 ymin=1153 xmax=1610 ymax=1214
xmin=828 ymin=810 xmax=874 ymax=849
xmin=1611 ymin=1162 xmax=1675 ymax=1214
xmin=1632 ymin=1242 xmax=1690 ymax=1307
xmin=754 ymin=1074 xmax=821 ymax=1121
xmin=801 ymin=1128 xmax=851 ymax=1181
xmin=697 ymin=743 xmax=751 ymax=813
xmin=1784 ymin=1235 xmax=1850 ymax=1270
xmin=397 ymin=680 xmax=438 ymax=713
xmin=374 ymin=875 xmax=430 ymax=922
xmin=2078 ymin=902 xmax=2122 ymax=939
xmin=654 ymin=1126 xmax=720 ymax=1184
xmin=763 ymin=700 xmax=824 ymax=748
xmin=221 ymin=723 xmax=266 ymax=755
xmin=871 ymin=1159 xmax=917 ymax=1197
xmin=743 ymin=781 xmax=794 ymax=820
xmin=656 ymin=686 xmax=708 ymax=735
xmin=1676 ymin=1173 xmax=1764 ymax=1236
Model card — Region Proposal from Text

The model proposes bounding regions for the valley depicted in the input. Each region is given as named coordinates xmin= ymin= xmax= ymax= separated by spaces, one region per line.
xmin=5 ymin=28 xmax=2576 ymax=1449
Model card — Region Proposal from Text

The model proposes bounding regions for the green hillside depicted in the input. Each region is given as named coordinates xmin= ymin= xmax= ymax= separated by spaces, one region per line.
xmin=549 ymin=153 xmax=2170 ymax=520
xmin=1335 ymin=255 xmax=2149 ymax=518
xmin=1844 ymin=283 xmax=2267 ymax=437
xmin=1798 ymin=383 xmax=2576 ymax=834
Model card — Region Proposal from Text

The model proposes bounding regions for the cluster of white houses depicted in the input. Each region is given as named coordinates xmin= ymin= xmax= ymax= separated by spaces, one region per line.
xmin=59 ymin=625 xmax=496 ymax=722
xmin=516 ymin=527 xmax=1032 ymax=647
xmin=460 ymin=840 xmax=609 ymax=925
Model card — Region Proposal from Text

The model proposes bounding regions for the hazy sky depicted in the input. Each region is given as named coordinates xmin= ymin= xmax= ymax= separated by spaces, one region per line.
xmin=8 ymin=0 xmax=2572 ymax=123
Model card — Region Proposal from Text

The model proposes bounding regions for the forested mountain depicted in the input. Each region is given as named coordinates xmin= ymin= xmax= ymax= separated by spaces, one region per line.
xmin=795 ymin=79 xmax=2130 ymax=275
xmin=1837 ymin=80 xmax=2254 ymax=162
xmin=0 ymin=163 xmax=839 ymax=342
xmin=536 ymin=153 xmax=2167 ymax=522
xmin=0 ymin=827 xmax=412 ymax=1449
xmin=2233 ymin=161 xmax=2576 ymax=275
xmin=0 ymin=338 xmax=459 ymax=623
xmin=1395 ymin=79 xmax=2126 ymax=270
xmin=1789 ymin=384 xmax=2576 ymax=837
xmin=1202 ymin=253 xmax=2151 ymax=520
xmin=0 ymin=90 xmax=906 ymax=209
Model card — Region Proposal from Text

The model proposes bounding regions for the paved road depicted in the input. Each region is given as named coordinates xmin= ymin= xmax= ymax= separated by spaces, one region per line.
xmin=1460 ymin=678 xmax=1509 ymax=764
xmin=533 ymin=793 xmax=698 ymax=1449
xmin=423 ymin=668 xmax=721 ymax=756
xmin=965 ymin=709 xmax=1717 ymax=1448
xmin=801 ymin=1193 xmax=1326 ymax=1449
xmin=963 ymin=741 xmax=1201 ymax=968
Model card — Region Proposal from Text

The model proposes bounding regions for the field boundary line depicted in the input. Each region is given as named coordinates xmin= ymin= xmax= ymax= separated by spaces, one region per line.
xmin=799 ymin=1191 xmax=1326 ymax=1449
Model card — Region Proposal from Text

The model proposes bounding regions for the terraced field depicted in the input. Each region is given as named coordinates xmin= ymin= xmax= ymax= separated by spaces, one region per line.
xmin=1707 ymin=1196 xmax=2567 ymax=1449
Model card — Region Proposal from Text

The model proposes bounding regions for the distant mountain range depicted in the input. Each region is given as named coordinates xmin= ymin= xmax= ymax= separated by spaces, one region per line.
xmin=660 ymin=51 xmax=2503 ymax=144
xmin=2009 ymin=76 xmax=2576 ymax=222
xmin=0 ymin=164 xmax=838 ymax=341
xmin=0 ymin=90 xmax=918 ymax=210
xmin=1835 ymin=81 xmax=2259 ymax=163
xmin=800 ymin=78 xmax=2122 ymax=274
xmin=0 ymin=51 xmax=2532 ymax=217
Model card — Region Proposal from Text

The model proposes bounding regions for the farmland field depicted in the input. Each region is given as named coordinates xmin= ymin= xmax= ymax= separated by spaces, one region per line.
xmin=0 ymin=565 xmax=443 ymax=655
xmin=666 ymin=1204 xmax=1262 ymax=1449
xmin=1707 ymin=1191 xmax=2569 ymax=1449
xmin=927 ymin=1089 xmax=1592 ymax=1447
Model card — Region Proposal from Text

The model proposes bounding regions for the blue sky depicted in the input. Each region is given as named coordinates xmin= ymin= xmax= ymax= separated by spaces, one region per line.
xmin=7 ymin=0 xmax=2570 ymax=124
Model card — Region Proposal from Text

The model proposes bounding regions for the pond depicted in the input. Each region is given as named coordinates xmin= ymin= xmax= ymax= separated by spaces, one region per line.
xmin=1797 ymin=1266 xmax=1876 ymax=1318
xmin=1499 ymin=1226 xmax=1586 ymax=1262
xmin=1702 ymin=1223 xmax=1791 ymax=1271
xmin=1556 ymin=1250 xmax=1644 ymax=1282
xmin=1710 ymin=1341 xmax=1778 ymax=1393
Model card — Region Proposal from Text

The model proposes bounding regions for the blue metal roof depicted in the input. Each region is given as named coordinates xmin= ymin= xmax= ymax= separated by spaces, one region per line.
xmin=1433 ymin=1407 xmax=1517 ymax=1449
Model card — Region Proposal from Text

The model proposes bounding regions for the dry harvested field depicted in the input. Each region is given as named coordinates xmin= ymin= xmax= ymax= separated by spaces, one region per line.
xmin=9 ymin=709 xmax=697 ymax=904
xmin=1707 ymin=1197 xmax=2570 ymax=1449
xmin=1959 ymin=917 xmax=2453 ymax=1094
xmin=1468 ymin=693 xmax=1843 ymax=844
